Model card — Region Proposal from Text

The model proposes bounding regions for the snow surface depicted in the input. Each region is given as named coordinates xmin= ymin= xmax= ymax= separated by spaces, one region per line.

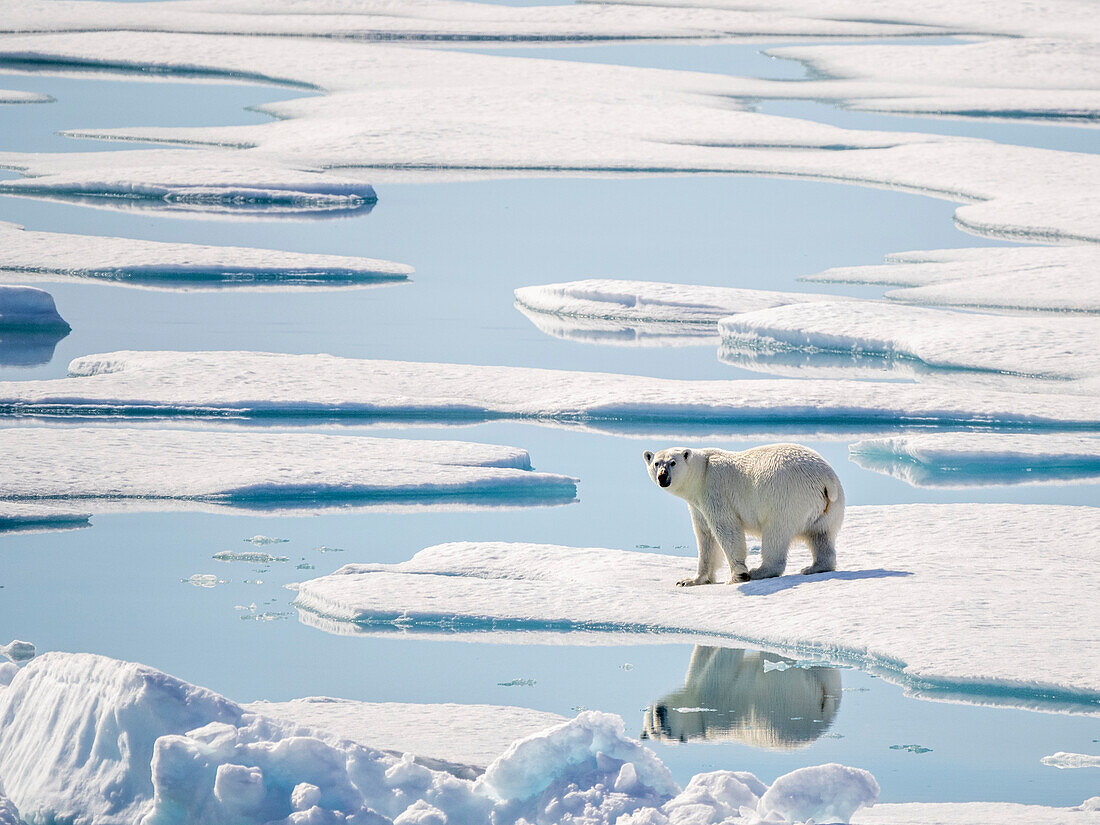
xmin=514 ymin=279 xmax=844 ymax=346
xmin=0 ymin=501 xmax=90 ymax=533
xmin=717 ymin=301 xmax=1100 ymax=388
xmin=0 ymin=285 xmax=69 ymax=330
xmin=1041 ymin=752 xmax=1100 ymax=769
xmin=0 ymin=221 xmax=410 ymax=290
xmin=1 ymin=350 xmax=1097 ymax=431
xmin=855 ymin=801 xmax=1100 ymax=825
xmin=0 ymin=651 xmax=890 ymax=825
xmin=849 ymin=433 xmax=1100 ymax=488
xmin=294 ymin=504 xmax=1100 ymax=711
xmin=0 ymin=428 xmax=577 ymax=512
xmin=801 ymin=246 xmax=1100 ymax=314
xmin=243 ymin=697 xmax=567 ymax=770
xmin=0 ymin=30 xmax=1096 ymax=243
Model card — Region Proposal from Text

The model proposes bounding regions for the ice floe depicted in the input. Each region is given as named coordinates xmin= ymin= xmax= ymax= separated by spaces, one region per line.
xmin=1041 ymin=752 xmax=1100 ymax=769
xmin=0 ymin=651 xmax=893 ymax=825
xmin=0 ymin=428 xmax=577 ymax=512
xmin=245 ymin=697 xmax=567 ymax=771
xmin=801 ymin=246 xmax=1100 ymax=314
xmin=717 ymin=301 xmax=1100 ymax=389
xmin=0 ymin=285 xmax=69 ymax=330
xmin=2 ymin=350 xmax=1098 ymax=431
xmin=849 ymin=433 xmax=1100 ymax=487
xmin=0 ymin=221 xmax=410 ymax=290
xmin=0 ymin=89 xmax=51 ymax=104
xmin=0 ymin=501 xmax=90 ymax=533
xmin=0 ymin=30 xmax=1097 ymax=243
xmin=293 ymin=504 xmax=1100 ymax=711
xmin=515 ymin=279 xmax=843 ymax=346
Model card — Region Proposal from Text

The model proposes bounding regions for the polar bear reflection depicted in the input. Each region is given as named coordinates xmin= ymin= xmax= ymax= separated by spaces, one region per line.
xmin=641 ymin=646 xmax=841 ymax=750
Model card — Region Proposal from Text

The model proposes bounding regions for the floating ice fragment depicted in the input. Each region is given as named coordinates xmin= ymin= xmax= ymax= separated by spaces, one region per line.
xmin=184 ymin=574 xmax=224 ymax=588
xmin=296 ymin=563 xmax=316 ymax=570
xmin=245 ymin=535 xmax=288 ymax=546
xmin=497 ymin=679 xmax=537 ymax=687
xmin=673 ymin=707 xmax=718 ymax=713
xmin=890 ymin=744 xmax=932 ymax=754
xmin=0 ymin=641 xmax=35 ymax=663
xmin=621 ymin=663 xmax=634 ymax=671
xmin=213 ymin=551 xmax=289 ymax=563
xmin=314 ymin=545 xmax=346 ymax=553
xmin=1040 ymin=752 xmax=1100 ymax=769
xmin=763 ymin=659 xmax=792 ymax=673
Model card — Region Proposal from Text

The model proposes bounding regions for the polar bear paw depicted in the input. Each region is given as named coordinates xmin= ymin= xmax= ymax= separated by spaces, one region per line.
xmin=727 ymin=571 xmax=751 ymax=584
xmin=801 ymin=563 xmax=836 ymax=576
xmin=677 ymin=576 xmax=712 ymax=587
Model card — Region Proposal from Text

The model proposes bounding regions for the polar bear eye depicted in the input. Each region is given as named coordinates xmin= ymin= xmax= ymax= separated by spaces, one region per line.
xmin=669 ymin=460 xmax=676 ymax=467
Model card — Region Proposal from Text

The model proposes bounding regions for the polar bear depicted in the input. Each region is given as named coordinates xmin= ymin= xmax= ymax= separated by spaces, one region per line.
xmin=643 ymin=443 xmax=844 ymax=584
xmin=641 ymin=645 xmax=841 ymax=749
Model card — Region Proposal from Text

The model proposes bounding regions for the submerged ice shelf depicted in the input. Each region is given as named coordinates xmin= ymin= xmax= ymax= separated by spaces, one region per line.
xmin=1 ymin=350 xmax=1098 ymax=431
xmin=0 ymin=428 xmax=578 ymax=512
xmin=0 ymin=501 xmax=89 ymax=533
xmin=0 ymin=221 xmax=411 ymax=289
xmin=849 ymin=433 xmax=1100 ymax=488
xmin=294 ymin=504 xmax=1100 ymax=713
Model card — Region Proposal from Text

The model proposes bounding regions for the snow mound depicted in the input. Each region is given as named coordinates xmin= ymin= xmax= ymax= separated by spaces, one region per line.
xmin=801 ymin=246 xmax=1100 ymax=314
xmin=718 ymin=301 xmax=1100 ymax=387
xmin=0 ymin=221 xmax=410 ymax=290
xmin=759 ymin=763 xmax=879 ymax=825
xmin=0 ymin=428 xmax=577 ymax=513
xmin=244 ymin=697 xmax=567 ymax=770
xmin=2 ymin=350 xmax=1097 ymax=431
xmin=0 ymin=285 xmax=69 ymax=329
xmin=0 ymin=651 xmax=888 ymax=825
xmin=849 ymin=433 xmax=1100 ymax=488
xmin=0 ymin=501 xmax=90 ymax=533
xmin=1041 ymin=752 xmax=1100 ymax=769
xmin=294 ymin=504 xmax=1100 ymax=710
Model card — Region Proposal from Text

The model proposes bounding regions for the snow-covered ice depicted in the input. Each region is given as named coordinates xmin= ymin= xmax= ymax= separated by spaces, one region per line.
xmin=1041 ymin=753 xmax=1100 ymax=770
xmin=244 ymin=697 xmax=567 ymax=771
xmin=0 ymin=285 xmax=69 ymax=330
xmin=0 ymin=221 xmax=410 ymax=290
xmin=2 ymin=350 xmax=1098 ymax=431
xmin=801 ymin=246 xmax=1100 ymax=314
xmin=294 ymin=504 xmax=1100 ymax=711
xmin=515 ymin=279 xmax=844 ymax=346
xmin=0 ymin=89 xmax=51 ymax=104
xmin=0 ymin=501 xmax=90 ymax=533
xmin=717 ymin=301 xmax=1100 ymax=388
xmin=0 ymin=651 xmax=893 ymax=825
xmin=849 ymin=433 xmax=1100 ymax=488
xmin=0 ymin=428 xmax=577 ymax=512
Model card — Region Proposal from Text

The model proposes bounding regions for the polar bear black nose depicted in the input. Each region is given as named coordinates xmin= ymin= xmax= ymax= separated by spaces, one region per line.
xmin=657 ymin=469 xmax=670 ymax=487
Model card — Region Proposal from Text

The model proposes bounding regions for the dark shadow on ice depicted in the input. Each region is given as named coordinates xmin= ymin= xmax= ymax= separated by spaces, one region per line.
xmin=737 ymin=568 xmax=912 ymax=597
xmin=0 ymin=327 xmax=70 ymax=366
xmin=641 ymin=645 xmax=841 ymax=749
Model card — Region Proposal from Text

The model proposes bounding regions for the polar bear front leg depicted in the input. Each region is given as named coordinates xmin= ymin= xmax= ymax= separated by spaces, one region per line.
xmin=709 ymin=515 xmax=749 ymax=584
xmin=679 ymin=505 xmax=721 ymax=586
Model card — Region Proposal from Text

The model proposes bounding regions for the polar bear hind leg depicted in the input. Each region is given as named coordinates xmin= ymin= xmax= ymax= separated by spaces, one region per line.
xmin=750 ymin=525 xmax=795 ymax=580
xmin=802 ymin=529 xmax=837 ymax=575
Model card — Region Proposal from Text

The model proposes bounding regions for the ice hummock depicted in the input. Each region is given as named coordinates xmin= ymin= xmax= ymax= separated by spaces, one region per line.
xmin=849 ymin=433 xmax=1100 ymax=488
xmin=0 ymin=284 xmax=69 ymax=330
xmin=1 ymin=350 xmax=1097 ymax=431
xmin=0 ymin=221 xmax=411 ymax=290
xmin=0 ymin=651 xmax=888 ymax=825
xmin=0 ymin=428 xmax=577 ymax=513
xmin=293 ymin=504 xmax=1100 ymax=711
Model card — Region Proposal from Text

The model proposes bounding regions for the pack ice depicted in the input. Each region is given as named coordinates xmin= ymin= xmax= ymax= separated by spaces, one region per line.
xmin=2 ymin=351 xmax=1098 ymax=431
xmin=514 ymin=280 xmax=845 ymax=346
xmin=0 ymin=651 xmax=886 ymax=825
xmin=849 ymin=433 xmax=1100 ymax=488
xmin=294 ymin=504 xmax=1100 ymax=712
xmin=0 ymin=221 xmax=411 ymax=290
xmin=0 ymin=428 xmax=577 ymax=512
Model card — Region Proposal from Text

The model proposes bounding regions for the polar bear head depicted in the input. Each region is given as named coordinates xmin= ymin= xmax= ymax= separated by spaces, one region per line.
xmin=643 ymin=448 xmax=705 ymax=499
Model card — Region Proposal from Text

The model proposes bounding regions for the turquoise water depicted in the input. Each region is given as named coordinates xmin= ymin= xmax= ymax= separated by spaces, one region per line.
xmin=1 ymin=41 xmax=1097 ymax=809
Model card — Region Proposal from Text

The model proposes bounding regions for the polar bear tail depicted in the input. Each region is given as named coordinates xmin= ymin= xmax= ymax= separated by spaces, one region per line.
xmin=823 ymin=479 xmax=841 ymax=511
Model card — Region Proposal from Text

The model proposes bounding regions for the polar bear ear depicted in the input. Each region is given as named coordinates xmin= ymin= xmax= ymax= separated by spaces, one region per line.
xmin=643 ymin=451 xmax=654 ymax=464
xmin=682 ymin=449 xmax=691 ymax=460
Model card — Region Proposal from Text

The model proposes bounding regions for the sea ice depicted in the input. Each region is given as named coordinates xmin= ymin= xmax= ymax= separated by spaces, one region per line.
xmin=293 ymin=504 xmax=1100 ymax=711
xmin=1040 ymin=752 xmax=1100 ymax=769
xmin=0 ymin=641 xmax=35 ymax=663
xmin=1 ymin=350 xmax=1097 ymax=430
xmin=848 ymin=433 xmax=1100 ymax=488
xmin=213 ymin=551 xmax=290 ymax=563
xmin=0 ymin=220 xmax=411 ymax=289
xmin=0 ymin=501 xmax=90 ymax=534
xmin=0 ymin=89 xmax=51 ymax=104
xmin=800 ymin=246 xmax=1100 ymax=314
xmin=514 ymin=279 xmax=843 ymax=346
xmin=0 ymin=285 xmax=69 ymax=330
xmin=759 ymin=763 xmax=879 ymax=825
xmin=717 ymin=301 xmax=1100 ymax=388
xmin=0 ymin=428 xmax=577 ymax=513
xmin=0 ymin=651 xmax=892 ymax=825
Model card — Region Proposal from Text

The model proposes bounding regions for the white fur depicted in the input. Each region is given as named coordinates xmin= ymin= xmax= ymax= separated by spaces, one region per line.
xmin=643 ymin=443 xmax=844 ymax=585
